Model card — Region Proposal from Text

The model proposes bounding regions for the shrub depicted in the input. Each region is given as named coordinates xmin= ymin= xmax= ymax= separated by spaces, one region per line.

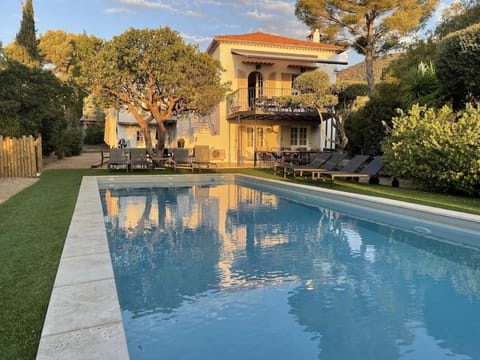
xmin=346 ymin=82 xmax=402 ymax=156
xmin=63 ymin=127 xmax=83 ymax=156
xmin=84 ymin=125 xmax=104 ymax=145
xmin=382 ymin=104 xmax=480 ymax=195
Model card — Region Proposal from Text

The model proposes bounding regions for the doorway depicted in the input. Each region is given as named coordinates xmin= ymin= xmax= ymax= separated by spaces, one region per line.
xmin=247 ymin=71 xmax=263 ymax=110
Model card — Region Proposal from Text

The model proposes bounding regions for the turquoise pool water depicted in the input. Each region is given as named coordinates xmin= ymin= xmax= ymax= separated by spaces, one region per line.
xmin=100 ymin=182 xmax=480 ymax=360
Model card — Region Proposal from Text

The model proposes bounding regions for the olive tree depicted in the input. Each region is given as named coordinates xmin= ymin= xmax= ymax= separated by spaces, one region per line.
xmin=291 ymin=71 xmax=339 ymax=148
xmin=80 ymin=27 xmax=229 ymax=153
xmin=291 ymin=71 xmax=369 ymax=151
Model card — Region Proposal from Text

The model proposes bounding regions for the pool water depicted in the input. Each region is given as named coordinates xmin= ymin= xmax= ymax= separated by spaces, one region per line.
xmin=100 ymin=183 xmax=480 ymax=360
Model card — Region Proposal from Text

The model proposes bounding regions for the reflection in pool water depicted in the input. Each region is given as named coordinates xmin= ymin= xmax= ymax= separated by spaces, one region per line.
xmin=100 ymin=184 xmax=480 ymax=360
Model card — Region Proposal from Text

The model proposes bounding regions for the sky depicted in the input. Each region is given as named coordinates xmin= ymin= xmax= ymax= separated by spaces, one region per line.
xmin=0 ymin=0 xmax=452 ymax=67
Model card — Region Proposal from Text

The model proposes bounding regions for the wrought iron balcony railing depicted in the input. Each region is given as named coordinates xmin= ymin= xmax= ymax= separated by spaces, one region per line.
xmin=226 ymin=87 xmax=317 ymax=117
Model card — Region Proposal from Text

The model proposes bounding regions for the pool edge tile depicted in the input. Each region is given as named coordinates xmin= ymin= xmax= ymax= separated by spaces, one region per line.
xmin=36 ymin=321 xmax=129 ymax=360
xmin=37 ymin=176 xmax=129 ymax=359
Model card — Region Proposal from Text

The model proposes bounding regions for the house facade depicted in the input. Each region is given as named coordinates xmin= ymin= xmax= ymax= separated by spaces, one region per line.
xmin=199 ymin=31 xmax=346 ymax=166
xmin=109 ymin=31 xmax=347 ymax=165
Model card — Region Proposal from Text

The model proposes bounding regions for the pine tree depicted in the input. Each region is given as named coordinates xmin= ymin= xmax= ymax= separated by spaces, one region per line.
xmin=15 ymin=0 xmax=40 ymax=62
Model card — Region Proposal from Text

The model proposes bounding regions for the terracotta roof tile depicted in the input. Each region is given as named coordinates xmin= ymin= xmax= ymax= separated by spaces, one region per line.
xmin=211 ymin=32 xmax=344 ymax=52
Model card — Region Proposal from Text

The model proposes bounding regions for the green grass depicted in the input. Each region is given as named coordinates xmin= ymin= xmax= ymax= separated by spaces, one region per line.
xmin=0 ymin=167 xmax=479 ymax=359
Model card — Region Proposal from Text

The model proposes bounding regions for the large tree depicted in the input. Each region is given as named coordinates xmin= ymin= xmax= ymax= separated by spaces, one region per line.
xmin=80 ymin=27 xmax=229 ymax=153
xmin=38 ymin=30 xmax=76 ymax=81
xmin=0 ymin=60 xmax=75 ymax=153
xmin=295 ymin=0 xmax=439 ymax=91
xmin=290 ymin=71 xmax=369 ymax=151
xmin=5 ymin=0 xmax=40 ymax=66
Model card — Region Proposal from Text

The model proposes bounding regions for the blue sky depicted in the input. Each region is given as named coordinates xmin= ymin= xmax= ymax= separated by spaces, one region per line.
xmin=1 ymin=0 xmax=452 ymax=66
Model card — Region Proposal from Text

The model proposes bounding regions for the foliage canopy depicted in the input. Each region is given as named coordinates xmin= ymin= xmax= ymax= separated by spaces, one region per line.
xmin=435 ymin=23 xmax=480 ymax=109
xmin=295 ymin=0 xmax=439 ymax=91
xmin=80 ymin=27 xmax=229 ymax=152
xmin=5 ymin=0 xmax=40 ymax=66
xmin=0 ymin=60 xmax=76 ymax=153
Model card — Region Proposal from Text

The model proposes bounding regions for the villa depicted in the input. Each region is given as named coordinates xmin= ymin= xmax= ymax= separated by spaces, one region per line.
xmin=107 ymin=30 xmax=347 ymax=166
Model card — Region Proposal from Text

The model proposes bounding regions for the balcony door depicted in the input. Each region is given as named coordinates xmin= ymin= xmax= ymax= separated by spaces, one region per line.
xmin=247 ymin=71 xmax=263 ymax=109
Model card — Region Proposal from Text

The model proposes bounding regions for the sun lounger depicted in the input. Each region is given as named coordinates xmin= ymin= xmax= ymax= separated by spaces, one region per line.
xmin=107 ymin=148 xmax=130 ymax=171
xmin=171 ymin=148 xmax=194 ymax=172
xmin=320 ymin=155 xmax=377 ymax=185
xmin=129 ymin=148 xmax=151 ymax=170
xmin=276 ymin=152 xmax=346 ymax=179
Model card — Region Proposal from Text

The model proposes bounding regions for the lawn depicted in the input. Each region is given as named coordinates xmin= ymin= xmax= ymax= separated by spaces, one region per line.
xmin=0 ymin=168 xmax=479 ymax=359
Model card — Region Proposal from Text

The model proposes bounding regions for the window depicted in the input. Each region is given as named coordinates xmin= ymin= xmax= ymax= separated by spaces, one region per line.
xmin=256 ymin=127 xmax=264 ymax=148
xmin=290 ymin=127 xmax=298 ymax=146
xmin=247 ymin=127 xmax=254 ymax=147
xmin=290 ymin=127 xmax=307 ymax=146
xmin=246 ymin=127 xmax=264 ymax=148
xmin=136 ymin=130 xmax=145 ymax=147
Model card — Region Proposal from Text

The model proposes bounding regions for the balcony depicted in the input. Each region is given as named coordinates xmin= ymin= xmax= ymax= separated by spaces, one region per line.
xmin=226 ymin=87 xmax=318 ymax=121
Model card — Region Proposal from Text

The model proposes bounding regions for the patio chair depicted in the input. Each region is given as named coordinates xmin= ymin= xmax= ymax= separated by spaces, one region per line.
xmin=107 ymin=148 xmax=130 ymax=171
xmin=171 ymin=148 xmax=194 ymax=172
xmin=192 ymin=145 xmax=217 ymax=172
xmin=129 ymin=148 xmax=151 ymax=170
xmin=319 ymin=155 xmax=374 ymax=185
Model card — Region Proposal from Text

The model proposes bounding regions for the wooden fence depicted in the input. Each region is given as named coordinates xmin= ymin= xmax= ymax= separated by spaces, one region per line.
xmin=0 ymin=135 xmax=42 ymax=178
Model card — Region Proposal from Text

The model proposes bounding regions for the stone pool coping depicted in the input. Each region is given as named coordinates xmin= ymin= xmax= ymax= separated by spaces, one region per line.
xmin=36 ymin=174 xmax=480 ymax=359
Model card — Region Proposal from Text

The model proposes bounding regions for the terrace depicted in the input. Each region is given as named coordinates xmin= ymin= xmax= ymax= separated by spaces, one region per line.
xmin=226 ymin=87 xmax=319 ymax=122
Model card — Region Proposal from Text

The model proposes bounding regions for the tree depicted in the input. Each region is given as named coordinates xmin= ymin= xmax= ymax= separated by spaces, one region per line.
xmin=290 ymin=71 xmax=339 ymax=148
xmin=80 ymin=27 xmax=229 ymax=153
xmin=39 ymin=30 xmax=76 ymax=81
xmin=0 ymin=60 xmax=75 ymax=154
xmin=346 ymin=82 xmax=403 ymax=156
xmin=5 ymin=0 xmax=40 ymax=66
xmin=295 ymin=0 xmax=439 ymax=91
xmin=292 ymin=71 xmax=369 ymax=151
xmin=435 ymin=23 xmax=480 ymax=109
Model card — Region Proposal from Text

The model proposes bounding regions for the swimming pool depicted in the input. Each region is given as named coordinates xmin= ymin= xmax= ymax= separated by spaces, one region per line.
xmin=98 ymin=175 xmax=480 ymax=360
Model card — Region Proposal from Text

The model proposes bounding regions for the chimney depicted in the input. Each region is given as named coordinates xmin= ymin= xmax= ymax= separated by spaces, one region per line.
xmin=312 ymin=29 xmax=320 ymax=42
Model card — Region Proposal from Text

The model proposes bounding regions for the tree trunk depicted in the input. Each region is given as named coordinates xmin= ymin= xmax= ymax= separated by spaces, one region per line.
xmin=365 ymin=12 xmax=376 ymax=92
xmin=139 ymin=122 xmax=153 ymax=154
xmin=334 ymin=114 xmax=348 ymax=151
xmin=126 ymin=104 xmax=154 ymax=154
xmin=365 ymin=49 xmax=375 ymax=93
xmin=156 ymin=121 xmax=166 ymax=153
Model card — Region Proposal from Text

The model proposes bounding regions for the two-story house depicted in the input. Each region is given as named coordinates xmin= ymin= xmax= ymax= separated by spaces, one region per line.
xmin=192 ymin=30 xmax=346 ymax=166
xmin=107 ymin=30 xmax=347 ymax=166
